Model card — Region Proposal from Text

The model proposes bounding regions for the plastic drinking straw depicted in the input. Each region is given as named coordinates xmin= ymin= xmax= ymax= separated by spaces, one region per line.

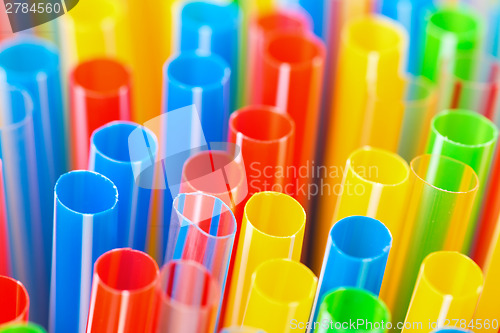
xmin=178 ymin=1 xmax=240 ymax=110
xmin=164 ymin=52 xmax=231 ymax=144
xmin=0 ymin=276 xmax=29 ymax=328
xmin=49 ymin=171 xmax=118 ymax=333
xmin=314 ymin=16 xmax=407 ymax=272
xmin=247 ymin=9 xmax=311 ymax=106
xmin=88 ymin=121 xmax=158 ymax=250
xmin=250 ymin=30 xmax=325 ymax=213
xmin=420 ymin=7 xmax=483 ymax=83
xmin=224 ymin=192 xmax=306 ymax=327
xmin=70 ymin=58 xmax=132 ymax=169
xmin=311 ymin=216 xmax=392 ymax=322
xmin=426 ymin=110 xmax=498 ymax=254
xmin=122 ymin=0 xmax=173 ymax=124
xmin=58 ymin=0 xmax=130 ymax=71
xmin=403 ymin=252 xmax=483 ymax=333
xmin=381 ymin=0 xmax=435 ymax=74
xmin=314 ymin=288 xmax=390 ymax=333
xmin=0 ymin=85 xmax=46 ymax=325
xmin=397 ymin=76 xmax=438 ymax=162
xmin=0 ymin=323 xmax=47 ymax=333
xmin=432 ymin=329 xmax=471 ymax=333
xmin=86 ymin=248 xmax=159 ymax=333
xmin=151 ymin=260 xmax=220 ymax=333
xmin=228 ymin=106 xmax=295 ymax=196
xmin=389 ymin=155 xmax=478 ymax=328
xmin=0 ymin=161 xmax=9 ymax=277
xmin=242 ymin=259 xmax=317 ymax=333
xmin=220 ymin=327 xmax=266 ymax=333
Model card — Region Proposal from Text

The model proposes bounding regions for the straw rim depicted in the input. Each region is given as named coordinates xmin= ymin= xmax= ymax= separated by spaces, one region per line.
xmin=0 ymin=276 xmax=29 ymax=324
xmin=229 ymin=105 xmax=296 ymax=144
xmin=172 ymin=192 xmax=237 ymax=240
xmin=93 ymin=248 xmax=160 ymax=296
xmin=250 ymin=259 xmax=317 ymax=307
xmin=0 ymin=86 xmax=34 ymax=133
xmin=67 ymin=0 xmax=121 ymax=31
xmin=252 ymin=8 xmax=312 ymax=34
xmin=156 ymin=260 xmax=220 ymax=312
xmin=347 ymin=146 xmax=410 ymax=187
xmin=90 ymin=120 xmax=158 ymax=166
xmin=263 ymin=30 xmax=325 ymax=71
xmin=71 ymin=58 xmax=131 ymax=98
xmin=329 ymin=216 xmax=393 ymax=262
xmin=420 ymin=251 xmax=484 ymax=300
xmin=403 ymin=75 xmax=437 ymax=109
xmin=181 ymin=1 xmax=241 ymax=31
xmin=243 ymin=191 xmax=306 ymax=239
xmin=427 ymin=7 xmax=483 ymax=40
xmin=165 ymin=52 xmax=231 ymax=92
xmin=54 ymin=170 xmax=119 ymax=216
xmin=430 ymin=109 xmax=498 ymax=148
xmin=410 ymin=154 xmax=479 ymax=194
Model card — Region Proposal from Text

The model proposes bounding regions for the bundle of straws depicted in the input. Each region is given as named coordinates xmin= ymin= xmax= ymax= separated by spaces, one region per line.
xmin=0 ymin=0 xmax=500 ymax=332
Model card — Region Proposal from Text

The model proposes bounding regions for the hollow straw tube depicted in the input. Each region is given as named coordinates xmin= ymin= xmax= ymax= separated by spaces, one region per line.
xmin=178 ymin=1 xmax=240 ymax=110
xmin=228 ymin=106 xmax=295 ymax=196
xmin=403 ymin=252 xmax=483 ymax=333
xmin=0 ymin=276 xmax=29 ymax=327
xmin=432 ymin=330 xmax=471 ymax=333
xmin=0 ymin=161 xmax=9 ymax=276
xmin=420 ymin=7 xmax=483 ymax=83
xmin=314 ymin=288 xmax=390 ymax=333
xmin=220 ymin=327 xmax=266 ymax=333
xmin=250 ymin=30 xmax=325 ymax=213
xmin=332 ymin=148 xmax=408 ymax=302
xmin=425 ymin=110 xmax=498 ymax=253
xmin=0 ymin=324 xmax=46 ymax=333
xmin=0 ymin=324 xmax=47 ymax=333
xmin=70 ymin=58 xmax=132 ymax=169
xmin=315 ymin=16 xmax=407 ymax=272
xmin=151 ymin=260 xmax=220 ymax=333
xmin=389 ymin=155 xmax=479 ymax=328
xmin=242 ymin=259 xmax=317 ymax=333
xmin=49 ymin=171 xmax=118 ymax=333
xmin=89 ymin=121 xmax=158 ymax=250
xmin=164 ymin=52 xmax=231 ymax=144
xmin=0 ymin=86 xmax=46 ymax=325
xmin=86 ymin=248 xmax=159 ymax=333
xmin=247 ymin=9 xmax=311 ymax=105
xmin=397 ymin=76 xmax=438 ymax=162
xmin=224 ymin=192 xmax=306 ymax=327
xmin=312 ymin=216 xmax=392 ymax=321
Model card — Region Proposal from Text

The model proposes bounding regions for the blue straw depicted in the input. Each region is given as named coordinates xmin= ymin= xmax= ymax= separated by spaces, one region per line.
xmin=49 ymin=171 xmax=118 ymax=333
xmin=89 ymin=121 xmax=158 ymax=251
xmin=297 ymin=0 xmax=324 ymax=38
xmin=179 ymin=1 xmax=240 ymax=111
xmin=311 ymin=216 xmax=392 ymax=322
xmin=0 ymin=85 xmax=48 ymax=325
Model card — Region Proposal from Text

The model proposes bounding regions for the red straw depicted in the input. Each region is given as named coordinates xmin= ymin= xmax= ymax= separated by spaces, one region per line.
xmin=0 ymin=276 xmax=29 ymax=327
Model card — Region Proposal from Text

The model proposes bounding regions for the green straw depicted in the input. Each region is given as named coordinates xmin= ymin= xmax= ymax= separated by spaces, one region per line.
xmin=315 ymin=288 xmax=390 ymax=333
xmin=421 ymin=7 xmax=483 ymax=82
xmin=0 ymin=324 xmax=47 ymax=333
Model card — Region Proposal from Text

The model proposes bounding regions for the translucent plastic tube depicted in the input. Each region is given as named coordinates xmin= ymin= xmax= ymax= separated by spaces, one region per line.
xmin=220 ymin=327 xmax=266 ymax=333
xmin=178 ymin=1 xmax=240 ymax=110
xmin=312 ymin=216 xmax=392 ymax=322
xmin=0 ymin=323 xmax=47 ymax=333
xmin=432 ymin=329 xmax=470 ymax=333
xmin=58 ymin=0 xmax=130 ymax=70
xmin=49 ymin=171 xmax=119 ymax=333
xmin=315 ymin=288 xmax=390 ymax=333
xmin=420 ymin=7 xmax=483 ymax=83
xmin=247 ymin=9 xmax=311 ymax=105
xmin=70 ymin=59 xmax=132 ymax=169
xmin=389 ymin=155 xmax=479 ymax=327
xmin=0 ymin=276 xmax=29 ymax=327
xmin=426 ymin=110 xmax=498 ymax=253
xmin=151 ymin=260 xmax=220 ymax=333
xmin=86 ymin=248 xmax=160 ymax=333
xmin=89 ymin=121 xmax=157 ymax=250
xmin=403 ymin=252 xmax=483 ymax=333
xmin=0 ymin=162 xmax=9 ymax=276
xmin=164 ymin=52 xmax=231 ymax=144
xmin=228 ymin=106 xmax=295 ymax=196
xmin=332 ymin=148 xmax=408 ymax=302
xmin=250 ymin=30 xmax=325 ymax=212
xmin=242 ymin=259 xmax=317 ymax=333
xmin=315 ymin=16 xmax=407 ymax=272
xmin=0 ymin=86 xmax=46 ymax=325
xmin=224 ymin=192 xmax=306 ymax=327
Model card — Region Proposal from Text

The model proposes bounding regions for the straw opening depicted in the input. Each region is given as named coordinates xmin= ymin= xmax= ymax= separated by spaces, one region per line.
xmin=0 ymin=39 xmax=58 ymax=74
xmin=68 ymin=0 xmax=117 ymax=25
xmin=348 ymin=17 xmax=404 ymax=53
xmin=73 ymin=59 xmax=129 ymax=95
xmin=0 ymin=276 xmax=29 ymax=324
xmin=429 ymin=9 xmax=480 ymax=35
xmin=183 ymin=2 xmax=238 ymax=29
xmin=266 ymin=32 xmax=323 ymax=65
xmin=167 ymin=53 xmax=230 ymax=89
xmin=257 ymin=11 xmax=307 ymax=32
xmin=230 ymin=107 xmax=294 ymax=142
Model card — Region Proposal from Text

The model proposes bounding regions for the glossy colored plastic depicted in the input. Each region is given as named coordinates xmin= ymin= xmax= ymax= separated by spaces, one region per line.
xmin=0 ymin=276 xmax=29 ymax=328
xmin=0 ymin=323 xmax=46 ymax=333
